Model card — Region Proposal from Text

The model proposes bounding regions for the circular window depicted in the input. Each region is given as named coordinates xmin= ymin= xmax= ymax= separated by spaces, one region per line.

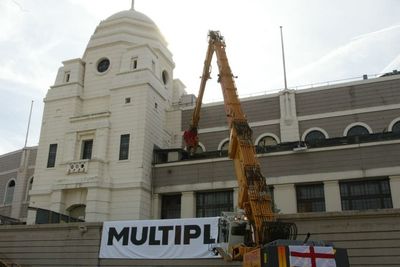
xmin=162 ymin=70 xmax=169 ymax=85
xmin=305 ymin=130 xmax=326 ymax=143
xmin=97 ymin=58 xmax=110 ymax=73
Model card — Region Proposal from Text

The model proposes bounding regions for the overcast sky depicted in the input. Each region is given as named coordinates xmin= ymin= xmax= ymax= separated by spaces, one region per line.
xmin=1 ymin=0 xmax=400 ymax=155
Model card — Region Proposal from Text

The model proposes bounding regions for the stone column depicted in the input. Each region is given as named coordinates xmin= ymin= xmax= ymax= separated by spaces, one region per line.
xmin=181 ymin=191 xmax=196 ymax=218
xmin=389 ymin=176 xmax=400 ymax=208
xmin=274 ymin=184 xmax=297 ymax=214
xmin=324 ymin=180 xmax=342 ymax=212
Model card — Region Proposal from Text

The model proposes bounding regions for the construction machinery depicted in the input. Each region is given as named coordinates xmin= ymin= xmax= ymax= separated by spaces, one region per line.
xmin=184 ymin=30 xmax=349 ymax=267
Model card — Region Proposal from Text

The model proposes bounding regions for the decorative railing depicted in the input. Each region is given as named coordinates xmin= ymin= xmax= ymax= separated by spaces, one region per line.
xmin=153 ymin=132 xmax=400 ymax=164
xmin=67 ymin=160 xmax=88 ymax=174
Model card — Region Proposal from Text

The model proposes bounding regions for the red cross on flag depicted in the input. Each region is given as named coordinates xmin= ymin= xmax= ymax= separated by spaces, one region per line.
xmin=289 ymin=245 xmax=336 ymax=267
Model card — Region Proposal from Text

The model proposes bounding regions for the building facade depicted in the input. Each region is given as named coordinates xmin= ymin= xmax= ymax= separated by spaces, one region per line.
xmin=0 ymin=147 xmax=36 ymax=222
xmin=14 ymin=6 xmax=399 ymax=224
xmin=1 ymin=6 xmax=400 ymax=266
xmin=27 ymin=7 xmax=186 ymax=223
xmin=152 ymin=74 xmax=400 ymax=219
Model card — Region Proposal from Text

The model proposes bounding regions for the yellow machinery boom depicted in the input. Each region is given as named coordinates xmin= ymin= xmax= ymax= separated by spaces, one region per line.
xmin=184 ymin=30 xmax=349 ymax=267
xmin=185 ymin=31 xmax=277 ymax=247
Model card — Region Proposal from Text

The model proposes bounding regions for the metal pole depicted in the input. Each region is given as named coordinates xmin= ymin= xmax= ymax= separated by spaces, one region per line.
xmin=24 ymin=100 xmax=34 ymax=148
xmin=280 ymin=26 xmax=288 ymax=90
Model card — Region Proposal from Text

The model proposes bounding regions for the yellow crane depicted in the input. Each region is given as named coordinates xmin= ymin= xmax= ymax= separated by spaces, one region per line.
xmin=183 ymin=30 xmax=297 ymax=265
xmin=184 ymin=30 xmax=350 ymax=267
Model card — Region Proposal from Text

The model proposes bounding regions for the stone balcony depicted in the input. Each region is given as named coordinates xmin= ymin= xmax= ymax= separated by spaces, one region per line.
xmin=64 ymin=158 xmax=107 ymax=179
xmin=67 ymin=160 xmax=89 ymax=174
xmin=53 ymin=159 xmax=107 ymax=190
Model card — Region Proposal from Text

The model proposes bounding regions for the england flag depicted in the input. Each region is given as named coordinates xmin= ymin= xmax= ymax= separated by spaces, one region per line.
xmin=289 ymin=245 xmax=336 ymax=267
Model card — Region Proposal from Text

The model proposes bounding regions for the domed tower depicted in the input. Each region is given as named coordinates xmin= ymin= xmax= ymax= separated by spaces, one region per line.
xmin=27 ymin=6 xmax=186 ymax=223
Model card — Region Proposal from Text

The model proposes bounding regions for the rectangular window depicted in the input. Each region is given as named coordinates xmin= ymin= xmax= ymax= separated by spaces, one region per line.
xmin=119 ymin=134 xmax=130 ymax=160
xmin=81 ymin=139 xmax=93 ymax=160
xmin=130 ymin=57 xmax=138 ymax=70
xmin=4 ymin=181 xmax=15 ymax=205
xmin=340 ymin=178 xmax=393 ymax=210
xmin=161 ymin=194 xmax=181 ymax=219
xmin=296 ymin=183 xmax=326 ymax=212
xmin=47 ymin=144 xmax=57 ymax=168
xmin=64 ymin=71 xmax=70 ymax=82
xmin=196 ymin=190 xmax=233 ymax=217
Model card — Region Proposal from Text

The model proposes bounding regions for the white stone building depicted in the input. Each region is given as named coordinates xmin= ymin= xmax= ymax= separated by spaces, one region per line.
xmin=27 ymin=7 xmax=186 ymax=223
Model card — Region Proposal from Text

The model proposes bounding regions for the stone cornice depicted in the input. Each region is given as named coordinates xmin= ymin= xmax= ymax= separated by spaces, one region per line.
xmin=70 ymin=112 xmax=111 ymax=123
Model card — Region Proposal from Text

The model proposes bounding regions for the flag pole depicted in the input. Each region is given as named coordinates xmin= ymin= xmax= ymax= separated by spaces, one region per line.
xmin=280 ymin=26 xmax=288 ymax=90
xmin=24 ymin=100 xmax=34 ymax=148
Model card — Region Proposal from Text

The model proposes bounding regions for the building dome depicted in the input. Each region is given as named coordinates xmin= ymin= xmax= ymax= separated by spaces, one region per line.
xmin=105 ymin=9 xmax=155 ymax=25
xmin=85 ymin=8 xmax=167 ymax=52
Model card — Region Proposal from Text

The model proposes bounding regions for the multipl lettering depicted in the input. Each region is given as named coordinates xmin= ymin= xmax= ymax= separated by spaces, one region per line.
xmin=107 ymin=224 xmax=216 ymax=246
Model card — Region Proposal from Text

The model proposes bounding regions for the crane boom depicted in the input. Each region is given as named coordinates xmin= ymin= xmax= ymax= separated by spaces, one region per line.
xmin=185 ymin=31 xmax=276 ymax=246
xmin=183 ymin=30 xmax=349 ymax=267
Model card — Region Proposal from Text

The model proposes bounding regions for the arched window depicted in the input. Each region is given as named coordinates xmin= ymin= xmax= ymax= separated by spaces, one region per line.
xmin=26 ymin=177 xmax=34 ymax=201
xmin=190 ymin=142 xmax=205 ymax=154
xmin=162 ymin=70 xmax=169 ymax=85
xmin=258 ymin=136 xmax=278 ymax=147
xmin=217 ymin=138 xmax=230 ymax=151
xmin=347 ymin=125 xmax=370 ymax=136
xmin=392 ymin=121 xmax=400 ymax=133
xmin=343 ymin=122 xmax=372 ymax=137
xmin=220 ymin=141 xmax=229 ymax=151
xmin=68 ymin=204 xmax=86 ymax=220
xmin=305 ymin=130 xmax=326 ymax=143
xmin=195 ymin=145 xmax=204 ymax=154
xmin=4 ymin=180 xmax=16 ymax=205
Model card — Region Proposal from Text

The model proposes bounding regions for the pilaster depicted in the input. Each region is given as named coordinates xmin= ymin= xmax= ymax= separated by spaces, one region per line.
xmin=324 ymin=180 xmax=342 ymax=212
xmin=152 ymin=193 xmax=161 ymax=219
xmin=233 ymin=187 xmax=239 ymax=211
xmin=50 ymin=190 xmax=65 ymax=213
xmin=279 ymin=89 xmax=300 ymax=142
xmin=274 ymin=183 xmax=297 ymax=214
xmin=85 ymin=188 xmax=110 ymax=222
xmin=94 ymin=127 xmax=109 ymax=161
xmin=389 ymin=176 xmax=400 ymax=208
xmin=181 ymin=191 xmax=196 ymax=218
